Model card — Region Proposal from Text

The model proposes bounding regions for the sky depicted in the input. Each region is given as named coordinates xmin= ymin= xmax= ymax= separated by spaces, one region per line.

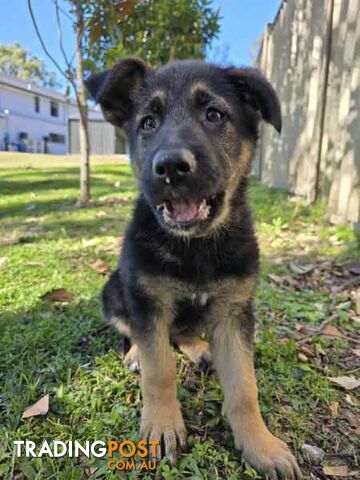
xmin=0 ymin=0 xmax=281 ymax=90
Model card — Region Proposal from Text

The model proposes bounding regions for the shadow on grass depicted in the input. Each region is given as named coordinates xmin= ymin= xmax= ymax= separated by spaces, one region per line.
xmin=0 ymin=165 xmax=133 ymax=178
xmin=1 ymin=208 xmax=132 ymax=246
xmin=1 ymin=297 xmax=119 ymax=428
xmin=0 ymin=178 xmax=89 ymax=196
xmin=0 ymin=197 xmax=79 ymax=219
xmin=38 ymin=217 xmax=129 ymax=240
xmin=0 ymin=191 xmax=135 ymax=221
xmin=0 ymin=176 xmax=134 ymax=197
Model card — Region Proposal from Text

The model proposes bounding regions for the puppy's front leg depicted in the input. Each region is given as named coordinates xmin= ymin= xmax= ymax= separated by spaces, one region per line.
xmin=133 ymin=324 xmax=186 ymax=463
xmin=209 ymin=303 xmax=301 ymax=480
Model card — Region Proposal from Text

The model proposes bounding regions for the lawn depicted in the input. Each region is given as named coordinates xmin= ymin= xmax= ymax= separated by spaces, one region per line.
xmin=0 ymin=153 xmax=359 ymax=479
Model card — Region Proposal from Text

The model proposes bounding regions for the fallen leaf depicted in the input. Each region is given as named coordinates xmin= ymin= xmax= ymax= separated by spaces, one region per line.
xmin=300 ymin=345 xmax=314 ymax=357
xmin=329 ymin=401 xmax=339 ymax=418
xmin=22 ymin=394 xmax=49 ymax=419
xmin=301 ymin=443 xmax=325 ymax=465
xmin=0 ymin=256 xmax=9 ymax=268
xmin=352 ymin=348 xmax=360 ymax=357
xmin=125 ymin=392 xmax=134 ymax=404
xmin=355 ymin=289 xmax=360 ymax=315
xmin=25 ymin=261 xmax=43 ymax=267
xmin=322 ymin=325 xmax=345 ymax=338
xmin=342 ymin=408 xmax=360 ymax=427
xmin=25 ymin=216 xmax=39 ymax=223
xmin=96 ymin=244 xmax=119 ymax=256
xmin=95 ymin=210 xmax=107 ymax=218
xmin=289 ymin=262 xmax=314 ymax=275
xmin=298 ymin=353 xmax=308 ymax=362
xmin=40 ymin=288 xmax=74 ymax=303
xmin=82 ymin=238 xmax=101 ymax=248
xmin=345 ymin=394 xmax=356 ymax=405
xmin=268 ymin=273 xmax=283 ymax=285
xmin=329 ymin=376 xmax=360 ymax=390
xmin=323 ymin=465 xmax=348 ymax=476
xmin=89 ymin=259 xmax=110 ymax=274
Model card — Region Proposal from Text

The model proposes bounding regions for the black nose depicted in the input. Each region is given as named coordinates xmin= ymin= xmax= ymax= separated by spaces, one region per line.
xmin=152 ymin=150 xmax=195 ymax=182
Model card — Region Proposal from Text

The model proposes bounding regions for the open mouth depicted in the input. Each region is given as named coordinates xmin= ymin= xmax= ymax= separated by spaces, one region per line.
xmin=156 ymin=192 xmax=224 ymax=229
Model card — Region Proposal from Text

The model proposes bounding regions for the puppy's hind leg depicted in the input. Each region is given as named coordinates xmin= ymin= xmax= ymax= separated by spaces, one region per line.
xmin=172 ymin=333 xmax=212 ymax=372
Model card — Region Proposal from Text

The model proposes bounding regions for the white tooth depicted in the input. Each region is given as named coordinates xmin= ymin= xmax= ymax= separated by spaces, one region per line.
xmin=198 ymin=199 xmax=210 ymax=219
xmin=163 ymin=205 xmax=172 ymax=224
xmin=165 ymin=176 xmax=170 ymax=184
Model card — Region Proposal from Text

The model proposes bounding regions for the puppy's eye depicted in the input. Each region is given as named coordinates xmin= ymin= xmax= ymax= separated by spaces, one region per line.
xmin=140 ymin=115 xmax=157 ymax=131
xmin=206 ymin=107 xmax=224 ymax=123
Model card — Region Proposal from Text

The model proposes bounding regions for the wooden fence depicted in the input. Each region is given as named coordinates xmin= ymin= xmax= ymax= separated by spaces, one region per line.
xmin=255 ymin=0 xmax=360 ymax=226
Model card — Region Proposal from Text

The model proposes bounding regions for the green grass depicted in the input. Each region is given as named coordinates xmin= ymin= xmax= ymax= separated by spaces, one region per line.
xmin=0 ymin=155 xmax=359 ymax=479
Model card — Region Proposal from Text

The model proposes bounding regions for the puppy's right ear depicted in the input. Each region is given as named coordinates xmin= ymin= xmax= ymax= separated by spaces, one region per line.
xmin=85 ymin=57 xmax=150 ymax=127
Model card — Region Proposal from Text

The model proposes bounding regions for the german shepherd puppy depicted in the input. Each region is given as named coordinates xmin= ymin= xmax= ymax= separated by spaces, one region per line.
xmin=86 ymin=58 xmax=301 ymax=479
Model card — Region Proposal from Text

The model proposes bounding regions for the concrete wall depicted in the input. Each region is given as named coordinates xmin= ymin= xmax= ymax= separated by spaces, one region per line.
xmin=257 ymin=0 xmax=360 ymax=225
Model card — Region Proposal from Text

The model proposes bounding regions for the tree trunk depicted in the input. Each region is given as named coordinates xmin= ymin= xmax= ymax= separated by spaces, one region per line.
xmin=74 ymin=0 xmax=90 ymax=204
xmin=169 ymin=37 xmax=177 ymax=61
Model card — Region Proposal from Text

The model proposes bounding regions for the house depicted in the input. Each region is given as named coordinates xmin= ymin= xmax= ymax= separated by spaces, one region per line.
xmin=0 ymin=74 xmax=127 ymax=155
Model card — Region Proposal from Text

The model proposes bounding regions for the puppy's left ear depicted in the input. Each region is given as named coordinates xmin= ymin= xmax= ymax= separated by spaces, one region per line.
xmin=85 ymin=57 xmax=150 ymax=127
xmin=226 ymin=67 xmax=282 ymax=133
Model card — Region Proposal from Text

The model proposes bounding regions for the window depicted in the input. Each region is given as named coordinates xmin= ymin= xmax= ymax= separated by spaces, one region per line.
xmin=49 ymin=133 xmax=65 ymax=144
xmin=34 ymin=96 xmax=40 ymax=113
xmin=50 ymin=101 xmax=59 ymax=117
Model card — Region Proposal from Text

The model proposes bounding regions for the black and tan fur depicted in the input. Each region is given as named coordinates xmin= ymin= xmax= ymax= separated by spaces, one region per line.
xmin=86 ymin=58 xmax=301 ymax=479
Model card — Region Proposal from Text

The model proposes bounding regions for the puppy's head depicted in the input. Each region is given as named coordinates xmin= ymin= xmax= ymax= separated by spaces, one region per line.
xmin=86 ymin=58 xmax=281 ymax=237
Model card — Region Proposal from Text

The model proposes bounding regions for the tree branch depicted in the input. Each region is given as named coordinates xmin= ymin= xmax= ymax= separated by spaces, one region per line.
xmin=54 ymin=0 xmax=72 ymax=70
xmin=27 ymin=0 xmax=69 ymax=82
xmin=27 ymin=0 xmax=88 ymax=129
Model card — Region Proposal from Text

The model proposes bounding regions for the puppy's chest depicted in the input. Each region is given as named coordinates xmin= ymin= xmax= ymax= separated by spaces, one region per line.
xmin=173 ymin=288 xmax=212 ymax=333
xmin=161 ymin=244 xmax=227 ymax=283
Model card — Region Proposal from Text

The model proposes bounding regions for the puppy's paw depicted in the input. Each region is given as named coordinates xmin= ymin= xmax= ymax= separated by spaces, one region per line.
xmin=240 ymin=432 xmax=301 ymax=480
xmin=123 ymin=345 xmax=140 ymax=372
xmin=140 ymin=405 xmax=186 ymax=464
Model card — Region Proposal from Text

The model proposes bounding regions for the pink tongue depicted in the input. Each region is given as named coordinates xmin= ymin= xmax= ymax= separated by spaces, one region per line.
xmin=169 ymin=200 xmax=199 ymax=222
